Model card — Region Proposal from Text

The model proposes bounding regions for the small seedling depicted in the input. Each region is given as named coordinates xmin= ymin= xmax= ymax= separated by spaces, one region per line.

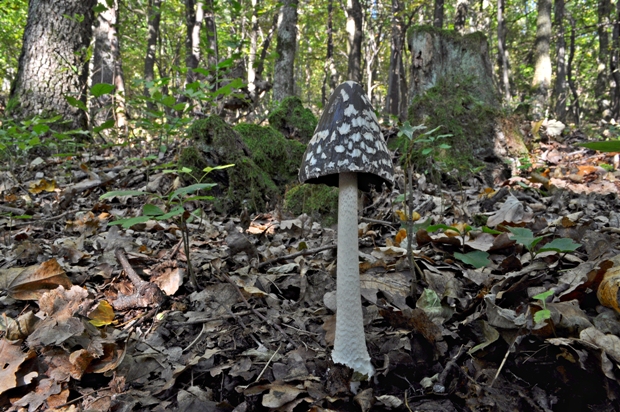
xmin=532 ymin=289 xmax=554 ymax=325
xmin=507 ymin=227 xmax=581 ymax=260
xmin=100 ymin=163 xmax=234 ymax=287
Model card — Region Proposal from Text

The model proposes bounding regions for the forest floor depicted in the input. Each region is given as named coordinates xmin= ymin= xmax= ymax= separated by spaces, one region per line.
xmin=1 ymin=125 xmax=620 ymax=412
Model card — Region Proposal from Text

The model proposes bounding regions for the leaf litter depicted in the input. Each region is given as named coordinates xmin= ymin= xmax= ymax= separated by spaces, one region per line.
xmin=1 ymin=129 xmax=620 ymax=410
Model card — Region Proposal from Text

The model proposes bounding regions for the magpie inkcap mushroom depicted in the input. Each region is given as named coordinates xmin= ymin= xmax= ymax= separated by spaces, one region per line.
xmin=299 ymin=81 xmax=394 ymax=378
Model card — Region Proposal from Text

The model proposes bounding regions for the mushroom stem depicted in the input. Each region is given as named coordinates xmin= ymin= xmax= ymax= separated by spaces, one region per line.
xmin=332 ymin=172 xmax=374 ymax=377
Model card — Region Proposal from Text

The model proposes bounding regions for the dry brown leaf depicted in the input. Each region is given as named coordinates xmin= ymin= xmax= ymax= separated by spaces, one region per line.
xmin=0 ymin=258 xmax=73 ymax=300
xmin=0 ymin=339 xmax=36 ymax=395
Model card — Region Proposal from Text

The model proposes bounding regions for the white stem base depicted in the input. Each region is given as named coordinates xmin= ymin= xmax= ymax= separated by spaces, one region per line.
xmin=332 ymin=172 xmax=374 ymax=378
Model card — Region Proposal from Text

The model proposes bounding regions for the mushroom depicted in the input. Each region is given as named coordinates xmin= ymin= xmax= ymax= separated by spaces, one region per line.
xmin=299 ymin=81 xmax=394 ymax=377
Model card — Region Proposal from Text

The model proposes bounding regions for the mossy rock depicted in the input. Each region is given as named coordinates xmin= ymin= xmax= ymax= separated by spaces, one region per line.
xmin=268 ymin=96 xmax=318 ymax=143
xmin=401 ymin=76 xmax=499 ymax=179
xmin=284 ymin=184 xmax=339 ymax=226
xmin=180 ymin=115 xmax=279 ymax=213
xmin=234 ymin=123 xmax=306 ymax=186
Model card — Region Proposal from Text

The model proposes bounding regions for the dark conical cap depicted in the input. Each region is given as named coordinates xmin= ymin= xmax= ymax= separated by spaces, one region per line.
xmin=298 ymin=81 xmax=394 ymax=192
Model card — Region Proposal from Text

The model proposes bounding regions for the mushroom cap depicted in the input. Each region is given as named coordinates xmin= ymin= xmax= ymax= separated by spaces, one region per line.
xmin=298 ymin=81 xmax=394 ymax=192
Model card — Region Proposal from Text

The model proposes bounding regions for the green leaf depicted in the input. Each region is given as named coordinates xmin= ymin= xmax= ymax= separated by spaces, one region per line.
xmin=482 ymin=226 xmax=503 ymax=235
xmin=421 ymin=148 xmax=433 ymax=155
xmin=32 ymin=124 xmax=49 ymax=135
xmin=170 ymin=183 xmax=217 ymax=200
xmin=158 ymin=206 xmax=185 ymax=220
xmin=533 ymin=289 xmax=554 ymax=301
xmin=454 ymin=251 xmax=490 ymax=268
xmin=108 ymin=216 xmax=150 ymax=228
xmin=397 ymin=121 xmax=414 ymax=139
xmin=65 ymin=96 xmax=87 ymax=111
xmin=203 ymin=164 xmax=235 ymax=174
xmin=533 ymin=309 xmax=551 ymax=324
xmin=507 ymin=227 xmax=544 ymax=250
xmin=162 ymin=95 xmax=176 ymax=107
xmin=578 ymin=141 xmax=620 ymax=152
xmin=99 ymin=190 xmax=147 ymax=200
xmin=91 ymin=83 xmax=115 ymax=97
xmin=538 ymin=238 xmax=582 ymax=253
xmin=143 ymin=204 xmax=164 ymax=216
xmin=93 ymin=119 xmax=115 ymax=133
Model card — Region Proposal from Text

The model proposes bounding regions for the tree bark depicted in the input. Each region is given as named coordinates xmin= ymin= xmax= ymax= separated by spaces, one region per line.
xmin=433 ymin=0 xmax=444 ymax=28
xmin=386 ymin=0 xmax=404 ymax=118
xmin=567 ymin=14 xmax=580 ymax=124
xmin=90 ymin=0 xmax=127 ymax=132
xmin=610 ymin=0 xmax=620 ymax=118
xmin=10 ymin=0 xmax=96 ymax=130
xmin=203 ymin=0 xmax=217 ymax=70
xmin=345 ymin=0 xmax=363 ymax=82
xmin=247 ymin=0 xmax=259 ymax=101
xmin=273 ymin=0 xmax=298 ymax=102
xmin=454 ymin=0 xmax=468 ymax=33
xmin=322 ymin=0 xmax=337 ymax=106
xmin=596 ymin=0 xmax=612 ymax=118
xmin=185 ymin=0 xmax=203 ymax=87
xmin=497 ymin=0 xmax=511 ymax=101
xmin=531 ymin=0 xmax=552 ymax=120
xmin=553 ymin=0 xmax=567 ymax=121
xmin=144 ymin=0 xmax=162 ymax=111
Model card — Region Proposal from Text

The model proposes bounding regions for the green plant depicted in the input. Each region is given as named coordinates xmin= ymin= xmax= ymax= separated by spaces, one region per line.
xmin=507 ymin=227 xmax=581 ymax=261
xmin=532 ymin=289 xmax=554 ymax=325
xmin=100 ymin=163 xmax=234 ymax=287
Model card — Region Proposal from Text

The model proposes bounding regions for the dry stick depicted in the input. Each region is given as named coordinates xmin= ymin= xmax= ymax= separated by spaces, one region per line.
xmin=360 ymin=216 xmax=397 ymax=227
xmin=220 ymin=272 xmax=299 ymax=349
xmin=257 ymin=244 xmax=336 ymax=269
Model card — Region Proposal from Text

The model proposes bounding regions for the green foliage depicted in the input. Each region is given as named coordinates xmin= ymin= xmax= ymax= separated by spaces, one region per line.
xmin=578 ymin=140 xmax=620 ymax=152
xmin=405 ymin=76 xmax=495 ymax=178
xmin=454 ymin=251 xmax=491 ymax=269
xmin=0 ymin=114 xmax=89 ymax=164
xmin=532 ymin=290 xmax=554 ymax=325
xmin=507 ymin=227 xmax=581 ymax=260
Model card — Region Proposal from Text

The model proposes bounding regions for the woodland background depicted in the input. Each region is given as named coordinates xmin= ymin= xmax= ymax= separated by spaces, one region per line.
xmin=1 ymin=0 xmax=618 ymax=133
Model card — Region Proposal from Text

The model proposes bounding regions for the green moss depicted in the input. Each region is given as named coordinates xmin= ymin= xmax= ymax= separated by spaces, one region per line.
xmin=268 ymin=96 xmax=318 ymax=143
xmin=180 ymin=116 xmax=280 ymax=213
xmin=234 ymin=123 xmax=306 ymax=185
xmin=284 ymin=183 xmax=339 ymax=226
xmin=404 ymin=75 xmax=498 ymax=178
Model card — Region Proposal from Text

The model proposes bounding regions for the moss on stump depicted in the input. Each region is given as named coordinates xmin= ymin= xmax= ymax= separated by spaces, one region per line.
xmin=267 ymin=96 xmax=318 ymax=143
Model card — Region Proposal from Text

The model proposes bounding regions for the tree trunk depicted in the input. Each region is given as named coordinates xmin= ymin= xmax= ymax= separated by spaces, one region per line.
xmin=144 ymin=0 xmax=162 ymax=111
xmin=345 ymin=0 xmax=363 ymax=82
xmin=497 ymin=0 xmax=511 ymax=101
xmin=386 ymin=0 xmax=404 ymax=118
xmin=10 ymin=0 xmax=96 ymax=130
xmin=433 ymin=0 xmax=444 ymax=28
xmin=204 ymin=0 xmax=218 ymax=70
xmin=247 ymin=0 xmax=259 ymax=101
xmin=610 ymin=1 xmax=620 ymax=118
xmin=567 ymin=14 xmax=580 ymax=124
xmin=454 ymin=0 xmax=468 ymax=33
xmin=185 ymin=0 xmax=203 ymax=87
xmin=322 ymin=0 xmax=337 ymax=107
xmin=596 ymin=0 xmax=612 ymax=118
xmin=273 ymin=0 xmax=298 ymax=102
xmin=90 ymin=0 xmax=127 ymax=132
xmin=531 ymin=0 xmax=552 ymax=120
xmin=553 ymin=0 xmax=567 ymax=121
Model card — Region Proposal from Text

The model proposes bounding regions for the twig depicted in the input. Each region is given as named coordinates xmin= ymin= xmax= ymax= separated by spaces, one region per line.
xmin=360 ymin=217 xmax=397 ymax=227
xmin=258 ymin=244 xmax=336 ymax=269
